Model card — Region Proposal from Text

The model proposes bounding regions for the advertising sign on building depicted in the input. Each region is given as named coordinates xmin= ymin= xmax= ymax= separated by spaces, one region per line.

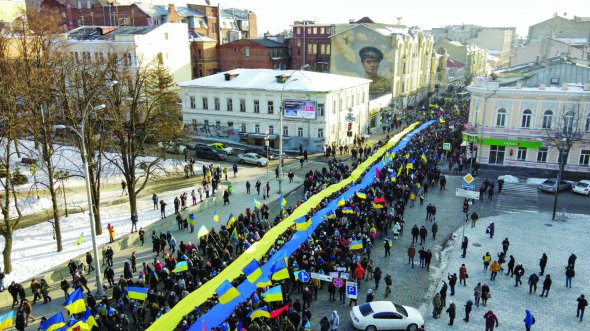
xmin=283 ymin=100 xmax=317 ymax=120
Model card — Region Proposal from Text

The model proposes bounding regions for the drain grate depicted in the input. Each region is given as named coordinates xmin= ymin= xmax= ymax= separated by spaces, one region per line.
xmin=472 ymin=243 xmax=482 ymax=247
xmin=545 ymin=223 xmax=553 ymax=227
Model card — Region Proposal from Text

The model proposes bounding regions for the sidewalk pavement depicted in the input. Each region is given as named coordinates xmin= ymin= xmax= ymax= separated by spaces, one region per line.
xmin=423 ymin=212 xmax=590 ymax=330
xmin=0 ymin=164 xmax=304 ymax=327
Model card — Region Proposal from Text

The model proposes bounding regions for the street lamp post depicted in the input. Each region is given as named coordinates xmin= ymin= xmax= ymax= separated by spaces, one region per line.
xmin=56 ymin=80 xmax=117 ymax=297
xmin=278 ymin=65 xmax=309 ymax=194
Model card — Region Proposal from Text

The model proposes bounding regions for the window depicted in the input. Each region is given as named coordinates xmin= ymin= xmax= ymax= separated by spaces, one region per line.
xmin=542 ymin=110 xmax=553 ymax=129
xmin=254 ymin=124 xmax=260 ymax=133
xmin=564 ymin=110 xmax=575 ymax=133
xmin=517 ymin=147 xmax=527 ymax=161
xmin=77 ymin=1 xmax=81 ymax=9
xmin=267 ymin=101 xmax=274 ymax=114
xmin=332 ymin=100 xmax=336 ymax=114
xmin=227 ymin=98 xmax=233 ymax=111
xmin=283 ymin=126 xmax=289 ymax=136
xmin=496 ymin=108 xmax=506 ymax=127
xmin=214 ymin=98 xmax=220 ymax=110
xmin=245 ymin=47 xmax=250 ymax=57
xmin=189 ymin=96 xmax=196 ymax=109
xmin=298 ymin=127 xmax=304 ymax=137
xmin=268 ymin=125 xmax=274 ymax=134
xmin=318 ymin=103 xmax=325 ymax=116
xmin=254 ymin=100 xmax=260 ymax=113
xmin=585 ymin=113 xmax=590 ymax=131
xmin=202 ymin=97 xmax=208 ymax=110
xmin=240 ymin=99 xmax=246 ymax=112
xmin=580 ymin=150 xmax=590 ymax=166
xmin=86 ymin=0 xmax=91 ymax=9
xmin=521 ymin=109 xmax=532 ymax=128
xmin=240 ymin=123 xmax=246 ymax=133
xmin=317 ymin=128 xmax=324 ymax=138
xmin=537 ymin=148 xmax=548 ymax=163
xmin=164 ymin=33 xmax=169 ymax=40
xmin=489 ymin=146 xmax=505 ymax=165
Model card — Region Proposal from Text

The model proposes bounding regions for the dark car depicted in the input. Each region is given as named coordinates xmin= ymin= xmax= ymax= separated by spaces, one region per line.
xmin=194 ymin=145 xmax=226 ymax=161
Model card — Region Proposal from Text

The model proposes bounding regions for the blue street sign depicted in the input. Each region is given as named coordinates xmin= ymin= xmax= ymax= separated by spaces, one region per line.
xmin=297 ymin=270 xmax=310 ymax=283
xmin=462 ymin=184 xmax=475 ymax=190
xmin=346 ymin=281 xmax=357 ymax=299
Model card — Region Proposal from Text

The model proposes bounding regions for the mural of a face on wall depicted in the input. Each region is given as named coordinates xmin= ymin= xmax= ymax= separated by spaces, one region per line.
xmin=331 ymin=28 xmax=394 ymax=94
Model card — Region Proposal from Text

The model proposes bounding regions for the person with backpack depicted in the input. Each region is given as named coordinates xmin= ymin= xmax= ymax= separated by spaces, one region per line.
xmin=577 ymin=294 xmax=588 ymax=321
xmin=523 ymin=310 xmax=535 ymax=331
xmin=484 ymin=310 xmax=499 ymax=331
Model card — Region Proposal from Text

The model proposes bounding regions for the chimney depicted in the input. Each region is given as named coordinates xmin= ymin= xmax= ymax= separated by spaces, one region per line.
xmin=584 ymin=83 xmax=590 ymax=91
xmin=224 ymin=73 xmax=240 ymax=81
xmin=539 ymin=83 xmax=546 ymax=90
xmin=167 ymin=4 xmax=182 ymax=23
xmin=561 ymin=83 xmax=569 ymax=90
xmin=349 ymin=19 xmax=355 ymax=24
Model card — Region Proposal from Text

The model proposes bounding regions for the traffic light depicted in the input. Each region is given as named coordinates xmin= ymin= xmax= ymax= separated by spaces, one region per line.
xmin=347 ymin=122 xmax=352 ymax=131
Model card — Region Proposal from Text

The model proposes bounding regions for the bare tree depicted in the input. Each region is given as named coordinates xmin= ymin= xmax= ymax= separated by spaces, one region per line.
xmin=103 ymin=60 xmax=182 ymax=217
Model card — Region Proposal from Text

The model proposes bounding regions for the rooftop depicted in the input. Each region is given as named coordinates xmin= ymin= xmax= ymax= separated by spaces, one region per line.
xmin=178 ymin=69 xmax=371 ymax=93
xmin=66 ymin=25 xmax=158 ymax=40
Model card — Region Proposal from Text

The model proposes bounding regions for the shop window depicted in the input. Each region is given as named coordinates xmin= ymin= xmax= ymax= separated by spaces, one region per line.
xmin=517 ymin=147 xmax=527 ymax=161
xmin=537 ymin=148 xmax=548 ymax=163
xmin=580 ymin=150 xmax=590 ymax=166
xmin=489 ymin=145 xmax=505 ymax=165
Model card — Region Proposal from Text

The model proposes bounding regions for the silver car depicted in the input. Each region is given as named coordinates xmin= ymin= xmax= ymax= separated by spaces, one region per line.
xmin=538 ymin=179 xmax=572 ymax=193
xmin=237 ymin=153 xmax=268 ymax=167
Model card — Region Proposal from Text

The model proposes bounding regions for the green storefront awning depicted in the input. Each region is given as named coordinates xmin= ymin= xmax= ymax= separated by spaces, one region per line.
xmin=462 ymin=133 xmax=542 ymax=148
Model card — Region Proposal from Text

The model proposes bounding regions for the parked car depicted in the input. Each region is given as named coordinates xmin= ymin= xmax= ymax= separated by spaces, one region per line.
xmin=537 ymin=179 xmax=572 ymax=193
xmin=243 ymin=147 xmax=268 ymax=156
xmin=237 ymin=153 xmax=268 ymax=167
xmin=158 ymin=142 xmax=187 ymax=154
xmin=350 ymin=301 xmax=424 ymax=331
xmin=210 ymin=142 xmax=233 ymax=155
xmin=572 ymin=180 xmax=590 ymax=196
xmin=194 ymin=145 xmax=226 ymax=161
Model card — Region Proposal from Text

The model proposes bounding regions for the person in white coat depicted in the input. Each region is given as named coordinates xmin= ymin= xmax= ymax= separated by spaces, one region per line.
xmin=330 ymin=310 xmax=340 ymax=330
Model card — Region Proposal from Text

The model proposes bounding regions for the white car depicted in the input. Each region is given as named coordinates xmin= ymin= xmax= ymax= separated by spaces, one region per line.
xmin=572 ymin=180 xmax=590 ymax=196
xmin=210 ymin=143 xmax=234 ymax=155
xmin=351 ymin=301 xmax=424 ymax=331
xmin=237 ymin=153 xmax=268 ymax=167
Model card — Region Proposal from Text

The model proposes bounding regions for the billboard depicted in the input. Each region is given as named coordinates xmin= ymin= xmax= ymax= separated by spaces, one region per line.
xmin=330 ymin=25 xmax=395 ymax=94
xmin=283 ymin=100 xmax=317 ymax=120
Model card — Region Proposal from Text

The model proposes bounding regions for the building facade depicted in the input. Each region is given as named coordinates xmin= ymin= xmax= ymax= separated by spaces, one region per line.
xmin=218 ymin=38 xmax=289 ymax=72
xmin=511 ymin=38 xmax=590 ymax=66
xmin=467 ymin=28 xmax=514 ymax=68
xmin=289 ymin=21 xmax=335 ymax=72
xmin=528 ymin=14 xmax=590 ymax=44
xmin=179 ymin=69 xmax=371 ymax=152
xmin=64 ymin=22 xmax=191 ymax=84
xmin=467 ymin=79 xmax=590 ymax=175
xmin=435 ymin=39 xmax=488 ymax=78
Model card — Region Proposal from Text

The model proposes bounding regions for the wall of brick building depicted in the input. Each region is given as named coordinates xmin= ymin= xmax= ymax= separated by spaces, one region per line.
xmin=191 ymin=41 xmax=218 ymax=78
xmin=218 ymin=40 xmax=289 ymax=71
xmin=290 ymin=25 xmax=333 ymax=72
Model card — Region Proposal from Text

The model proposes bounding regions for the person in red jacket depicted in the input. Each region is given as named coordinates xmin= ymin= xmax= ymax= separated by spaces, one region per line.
xmin=484 ymin=310 xmax=499 ymax=331
xmin=354 ymin=264 xmax=365 ymax=289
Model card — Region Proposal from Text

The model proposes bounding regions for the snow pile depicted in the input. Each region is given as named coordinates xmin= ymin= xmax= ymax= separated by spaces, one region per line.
xmin=526 ymin=178 xmax=546 ymax=186
xmin=498 ymin=175 xmax=519 ymax=183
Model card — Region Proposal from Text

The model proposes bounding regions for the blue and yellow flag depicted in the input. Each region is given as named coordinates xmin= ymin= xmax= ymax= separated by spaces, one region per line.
xmin=197 ymin=225 xmax=209 ymax=238
xmin=227 ymin=214 xmax=236 ymax=228
xmin=278 ymin=195 xmax=287 ymax=207
xmin=439 ymin=117 xmax=445 ymax=123
xmin=253 ymin=199 xmax=262 ymax=209
xmin=243 ymin=260 xmax=262 ymax=283
xmin=64 ymin=288 xmax=86 ymax=315
xmin=356 ymin=192 xmax=367 ymax=199
xmin=231 ymin=227 xmax=239 ymax=244
xmin=247 ymin=307 xmax=270 ymax=319
xmin=0 ymin=310 xmax=13 ymax=330
xmin=256 ymin=276 xmax=273 ymax=288
xmin=337 ymin=199 xmax=346 ymax=207
xmin=342 ymin=207 xmax=354 ymax=214
xmin=304 ymin=320 xmax=311 ymax=331
xmin=397 ymin=165 xmax=403 ymax=177
xmin=213 ymin=211 xmax=219 ymax=222
xmin=349 ymin=239 xmax=363 ymax=250
xmin=172 ymin=261 xmax=188 ymax=273
xmin=81 ymin=308 xmax=98 ymax=329
xmin=126 ymin=286 xmax=148 ymax=301
xmin=75 ymin=232 xmax=84 ymax=246
xmin=188 ymin=214 xmax=196 ymax=225
xmin=295 ymin=217 xmax=311 ymax=231
xmin=271 ymin=257 xmax=289 ymax=281
xmin=216 ymin=280 xmax=241 ymax=304
xmin=421 ymin=154 xmax=428 ymax=163
xmin=39 ymin=312 xmax=66 ymax=331
xmin=262 ymin=285 xmax=283 ymax=302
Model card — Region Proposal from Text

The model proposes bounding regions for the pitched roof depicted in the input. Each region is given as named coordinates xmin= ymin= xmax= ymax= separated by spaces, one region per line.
xmin=178 ymin=69 xmax=371 ymax=93
xmin=249 ymin=38 xmax=287 ymax=48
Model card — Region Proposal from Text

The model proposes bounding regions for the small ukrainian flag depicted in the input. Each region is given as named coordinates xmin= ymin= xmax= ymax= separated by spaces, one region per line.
xmin=213 ymin=211 xmax=219 ymax=222
xmin=75 ymin=232 xmax=84 ymax=246
xmin=349 ymin=239 xmax=363 ymax=250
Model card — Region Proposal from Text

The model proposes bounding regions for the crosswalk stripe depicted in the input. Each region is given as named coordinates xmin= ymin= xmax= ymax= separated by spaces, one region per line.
xmin=495 ymin=183 xmax=538 ymax=213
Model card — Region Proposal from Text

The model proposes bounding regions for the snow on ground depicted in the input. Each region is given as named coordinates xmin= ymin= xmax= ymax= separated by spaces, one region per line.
xmin=527 ymin=178 xmax=547 ymax=186
xmin=0 ymin=178 xmax=214 ymax=284
xmin=499 ymin=175 xmax=519 ymax=183
xmin=423 ymin=212 xmax=590 ymax=330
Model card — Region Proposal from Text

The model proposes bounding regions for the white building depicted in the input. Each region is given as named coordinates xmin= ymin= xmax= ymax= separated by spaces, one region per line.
xmin=179 ymin=69 xmax=371 ymax=152
xmin=64 ymin=22 xmax=191 ymax=84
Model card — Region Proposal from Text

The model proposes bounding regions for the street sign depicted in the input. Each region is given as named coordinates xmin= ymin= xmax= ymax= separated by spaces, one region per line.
xmin=456 ymin=188 xmax=480 ymax=200
xmin=443 ymin=142 xmax=451 ymax=151
xmin=332 ymin=277 xmax=344 ymax=288
xmin=329 ymin=272 xmax=339 ymax=278
xmin=340 ymin=272 xmax=350 ymax=280
xmin=346 ymin=281 xmax=358 ymax=299
xmin=310 ymin=272 xmax=332 ymax=282
xmin=462 ymin=183 xmax=476 ymax=190
xmin=296 ymin=270 xmax=310 ymax=283
xmin=345 ymin=114 xmax=356 ymax=122
xmin=463 ymin=173 xmax=475 ymax=184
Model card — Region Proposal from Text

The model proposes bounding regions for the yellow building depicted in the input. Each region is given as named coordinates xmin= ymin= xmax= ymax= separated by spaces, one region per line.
xmin=435 ymin=38 xmax=488 ymax=79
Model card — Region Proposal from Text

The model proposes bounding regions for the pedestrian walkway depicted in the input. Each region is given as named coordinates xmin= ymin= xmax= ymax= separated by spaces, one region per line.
xmin=494 ymin=182 xmax=538 ymax=213
xmin=423 ymin=212 xmax=590 ymax=330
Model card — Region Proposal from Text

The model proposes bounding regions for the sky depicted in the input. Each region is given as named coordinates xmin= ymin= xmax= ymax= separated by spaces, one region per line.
xmin=205 ymin=0 xmax=587 ymax=38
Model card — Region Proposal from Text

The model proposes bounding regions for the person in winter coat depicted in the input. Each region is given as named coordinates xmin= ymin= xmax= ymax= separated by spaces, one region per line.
xmin=329 ymin=310 xmax=340 ymax=330
xmin=528 ymin=273 xmax=539 ymax=294
xmin=482 ymin=252 xmax=491 ymax=271
xmin=107 ymin=223 xmax=115 ymax=243
xmin=524 ymin=309 xmax=535 ymax=331
xmin=484 ymin=310 xmax=499 ymax=331
xmin=539 ymin=253 xmax=548 ymax=275
xmin=481 ymin=284 xmax=490 ymax=306
xmin=577 ymin=294 xmax=588 ymax=321
xmin=439 ymin=281 xmax=448 ymax=307
xmin=446 ymin=302 xmax=456 ymax=325
xmin=514 ymin=264 xmax=525 ymax=287
xmin=459 ymin=264 xmax=468 ymax=286
xmin=448 ymin=273 xmax=457 ymax=296
xmin=432 ymin=293 xmax=442 ymax=318
xmin=8 ymin=282 xmax=19 ymax=308
xmin=506 ymin=255 xmax=515 ymax=276
xmin=320 ymin=316 xmax=331 ymax=331
xmin=354 ymin=264 xmax=365 ymax=283
xmin=463 ymin=299 xmax=473 ymax=322
xmin=40 ymin=279 xmax=51 ymax=304
xmin=15 ymin=310 xmax=26 ymax=331
xmin=490 ymin=261 xmax=500 ymax=281
xmin=565 ymin=264 xmax=575 ymax=288
xmin=541 ymin=275 xmax=552 ymax=297
xmin=407 ymin=245 xmax=416 ymax=268
xmin=461 ymin=236 xmax=469 ymax=258
xmin=473 ymin=283 xmax=482 ymax=307
xmin=373 ymin=267 xmax=382 ymax=290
